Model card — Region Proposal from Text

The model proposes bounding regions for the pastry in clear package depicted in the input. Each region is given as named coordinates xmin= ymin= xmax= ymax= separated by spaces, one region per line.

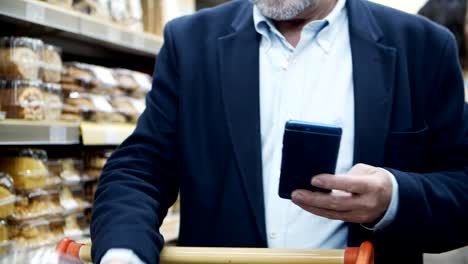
xmin=0 ymin=80 xmax=45 ymax=120
xmin=0 ymin=173 xmax=15 ymax=218
xmin=113 ymin=69 xmax=138 ymax=92
xmin=12 ymin=189 xmax=63 ymax=221
xmin=10 ymin=219 xmax=52 ymax=247
xmin=0 ymin=37 xmax=43 ymax=80
xmin=110 ymin=97 xmax=139 ymax=122
xmin=42 ymin=83 xmax=63 ymax=120
xmin=0 ymin=220 xmax=8 ymax=242
xmin=0 ymin=149 xmax=49 ymax=190
xmin=40 ymin=44 xmax=63 ymax=83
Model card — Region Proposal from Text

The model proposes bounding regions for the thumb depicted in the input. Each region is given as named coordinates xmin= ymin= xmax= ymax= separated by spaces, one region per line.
xmin=348 ymin=163 xmax=378 ymax=176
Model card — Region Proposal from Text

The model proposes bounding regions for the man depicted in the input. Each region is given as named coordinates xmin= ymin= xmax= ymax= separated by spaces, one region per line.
xmin=91 ymin=0 xmax=468 ymax=263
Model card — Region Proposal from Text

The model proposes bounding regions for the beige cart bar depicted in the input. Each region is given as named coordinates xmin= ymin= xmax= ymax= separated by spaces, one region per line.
xmin=56 ymin=238 xmax=374 ymax=264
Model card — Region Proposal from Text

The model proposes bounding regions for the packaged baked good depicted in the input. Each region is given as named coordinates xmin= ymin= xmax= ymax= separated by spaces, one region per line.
xmin=48 ymin=217 xmax=65 ymax=240
xmin=40 ymin=44 xmax=63 ymax=83
xmin=0 ymin=37 xmax=43 ymax=80
xmin=59 ymin=159 xmax=82 ymax=185
xmin=113 ymin=69 xmax=138 ymax=92
xmin=0 ymin=80 xmax=45 ymax=120
xmin=126 ymin=0 xmax=144 ymax=31
xmin=110 ymin=96 xmax=139 ymax=123
xmin=88 ymin=65 xmax=118 ymax=93
xmin=11 ymin=189 xmax=63 ymax=221
xmin=88 ymin=94 xmax=127 ymax=123
xmin=0 ymin=221 xmax=13 ymax=257
xmin=110 ymin=0 xmax=129 ymax=25
xmin=130 ymin=71 xmax=152 ymax=98
xmin=64 ymin=213 xmax=81 ymax=237
xmin=0 ymin=149 xmax=49 ymax=190
xmin=62 ymin=92 xmax=95 ymax=121
xmin=60 ymin=185 xmax=91 ymax=214
xmin=42 ymin=83 xmax=63 ymax=121
xmin=85 ymin=150 xmax=112 ymax=170
xmin=0 ymin=220 xmax=8 ymax=242
xmin=0 ymin=173 xmax=15 ymax=218
xmin=62 ymin=62 xmax=95 ymax=87
xmin=10 ymin=219 xmax=51 ymax=247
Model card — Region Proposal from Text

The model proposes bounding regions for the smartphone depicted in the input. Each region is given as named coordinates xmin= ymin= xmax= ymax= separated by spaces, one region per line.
xmin=278 ymin=120 xmax=342 ymax=199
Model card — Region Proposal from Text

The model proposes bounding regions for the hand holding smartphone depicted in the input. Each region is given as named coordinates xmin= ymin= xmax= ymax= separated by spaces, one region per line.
xmin=278 ymin=120 xmax=342 ymax=199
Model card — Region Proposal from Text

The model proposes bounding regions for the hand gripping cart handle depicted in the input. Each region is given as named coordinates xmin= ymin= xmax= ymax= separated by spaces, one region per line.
xmin=56 ymin=238 xmax=374 ymax=264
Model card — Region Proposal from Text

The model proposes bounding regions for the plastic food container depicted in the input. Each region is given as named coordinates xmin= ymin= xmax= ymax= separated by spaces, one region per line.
xmin=42 ymin=82 xmax=63 ymax=120
xmin=53 ymin=158 xmax=82 ymax=185
xmin=0 ymin=37 xmax=43 ymax=80
xmin=48 ymin=217 xmax=65 ymax=240
xmin=130 ymin=71 xmax=152 ymax=99
xmin=62 ymin=62 xmax=95 ymax=85
xmin=0 ymin=240 xmax=14 ymax=257
xmin=10 ymin=219 xmax=52 ymax=247
xmin=0 ymin=173 xmax=15 ymax=218
xmin=11 ymin=189 xmax=63 ymax=221
xmin=113 ymin=69 xmax=139 ymax=92
xmin=40 ymin=44 xmax=63 ymax=83
xmin=85 ymin=150 xmax=112 ymax=170
xmin=0 ymin=80 xmax=45 ymax=120
xmin=64 ymin=213 xmax=83 ymax=237
xmin=110 ymin=96 xmax=139 ymax=123
xmin=62 ymin=92 xmax=95 ymax=122
xmin=0 ymin=149 xmax=49 ymax=190
xmin=60 ymin=185 xmax=90 ymax=214
xmin=0 ymin=220 xmax=9 ymax=242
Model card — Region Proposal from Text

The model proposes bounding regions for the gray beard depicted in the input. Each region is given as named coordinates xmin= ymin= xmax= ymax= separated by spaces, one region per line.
xmin=253 ymin=0 xmax=315 ymax=21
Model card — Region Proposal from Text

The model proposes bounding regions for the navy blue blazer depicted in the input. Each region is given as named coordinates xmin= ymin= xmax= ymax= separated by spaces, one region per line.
xmin=91 ymin=0 xmax=468 ymax=263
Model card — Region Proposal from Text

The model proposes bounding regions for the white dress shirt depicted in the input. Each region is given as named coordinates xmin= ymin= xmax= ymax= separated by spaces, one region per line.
xmin=255 ymin=0 xmax=398 ymax=249
xmin=101 ymin=0 xmax=400 ymax=262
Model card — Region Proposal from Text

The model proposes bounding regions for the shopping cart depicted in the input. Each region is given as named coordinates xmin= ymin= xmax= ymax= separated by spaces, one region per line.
xmin=56 ymin=237 xmax=374 ymax=264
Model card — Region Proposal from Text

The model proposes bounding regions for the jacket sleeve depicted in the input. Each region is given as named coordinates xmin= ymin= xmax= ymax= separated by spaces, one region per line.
xmin=91 ymin=21 xmax=180 ymax=264
xmin=375 ymin=32 xmax=468 ymax=253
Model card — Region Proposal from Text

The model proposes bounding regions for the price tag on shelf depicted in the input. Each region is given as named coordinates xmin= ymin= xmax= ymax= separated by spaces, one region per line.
xmin=26 ymin=3 xmax=46 ymax=24
xmin=49 ymin=126 xmax=67 ymax=143
xmin=104 ymin=127 xmax=119 ymax=144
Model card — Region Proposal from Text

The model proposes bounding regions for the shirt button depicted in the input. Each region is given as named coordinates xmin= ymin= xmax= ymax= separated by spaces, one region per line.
xmin=269 ymin=232 xmax=278 ymax=239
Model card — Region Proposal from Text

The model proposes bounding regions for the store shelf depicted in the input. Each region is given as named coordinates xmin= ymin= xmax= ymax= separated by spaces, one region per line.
xmin=0 ymin=119 xmax=137 ymax=146
xmin=81 ymin=122 xmax=135 ymax=146
xmin=0 ymin=0 xmax=163 ymax=57
xmin=0 ymin=119 xmax=80 ymax=145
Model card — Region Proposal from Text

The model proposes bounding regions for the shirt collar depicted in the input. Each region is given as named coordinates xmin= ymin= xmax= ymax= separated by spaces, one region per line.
xmin=253 ymin=0 xmax=347 ymax=53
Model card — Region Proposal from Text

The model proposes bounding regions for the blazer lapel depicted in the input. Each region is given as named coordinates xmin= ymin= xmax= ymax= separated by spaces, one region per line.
xmin=347 ymin=0 xmax=397 ymax=166
xmin=217 ymin=3 xmax=266 ymax=243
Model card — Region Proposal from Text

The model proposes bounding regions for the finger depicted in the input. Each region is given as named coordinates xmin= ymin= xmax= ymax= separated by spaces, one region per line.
xmin=293 ymin=204 xmax=352 ymax=222
xmin=292 ymin=190 xmax=360 ymax=212
xmin=293 ymin=203 xmax=371 ymax=223
xmin=312 ymin=174 xmax=371 ymax=194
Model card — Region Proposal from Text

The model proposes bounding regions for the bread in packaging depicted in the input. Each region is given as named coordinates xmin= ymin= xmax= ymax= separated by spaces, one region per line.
xmin=0 ymin=37 xmax=43 ymax=80
xmin=0 ymin=149 xmax=49 ymax=190
xmin=10 ymin=219 xmax=51 ymax=247
xmin=42 ymin=82 xmax=63 ymax=120
xmin=0 ymin=173 xmax=15 ymax=219
xmin=12 ymin=189 xmax=63 ymax=221
xmin=40 ymin=44 xmax=63 ymax=83
xmin=0 ymin=80 xmax=45 ymax=120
